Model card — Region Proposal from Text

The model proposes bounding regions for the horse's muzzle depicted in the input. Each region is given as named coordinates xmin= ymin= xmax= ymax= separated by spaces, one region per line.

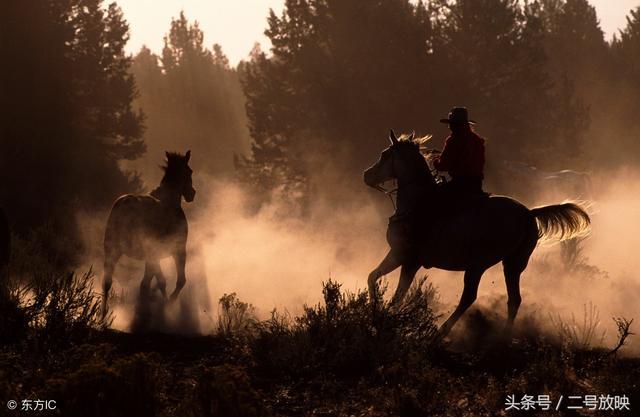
xmin=184 ymin=188 xmax=196 ymax=202
xmin=363 ymin=169 xmax=379 ymax=188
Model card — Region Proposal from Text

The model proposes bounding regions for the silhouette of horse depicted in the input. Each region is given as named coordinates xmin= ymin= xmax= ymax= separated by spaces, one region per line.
xmin=364 ymin=131 xmax=591 ymax=337
xmin=501 ymin=160 xmax=593 ymax=202
xmin=0 ymin=208 xmax=9 ymax=277
xmin=501 ymin=160 xmax=594 ymax=265
xmin=102 ymin=151 xmax=196 ymax=317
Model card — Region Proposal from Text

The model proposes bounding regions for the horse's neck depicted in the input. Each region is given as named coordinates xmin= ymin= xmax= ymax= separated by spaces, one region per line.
xmin=150 ymin=183 xmax=182 ymax=208
xmin=396 ymin=179 xmax=433 ymax=215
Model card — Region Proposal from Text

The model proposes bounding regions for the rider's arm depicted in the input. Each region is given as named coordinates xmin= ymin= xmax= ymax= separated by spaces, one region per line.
xmin=433 ymin=136 xmax=459 ymax=171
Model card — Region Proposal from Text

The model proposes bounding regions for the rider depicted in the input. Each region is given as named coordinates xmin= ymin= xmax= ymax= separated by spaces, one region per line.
xmin=434 ymin=107 xmax=485 ymax=196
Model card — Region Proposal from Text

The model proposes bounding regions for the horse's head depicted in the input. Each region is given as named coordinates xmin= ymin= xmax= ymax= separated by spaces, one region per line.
xmin=364 ymin=130 xmax=433 ymax=188
xmin=163 ymin=150 xmax=196 ymax=202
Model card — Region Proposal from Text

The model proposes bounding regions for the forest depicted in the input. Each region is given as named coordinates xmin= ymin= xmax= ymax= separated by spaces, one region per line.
xmin=3 ymin=0 xmax=640 ymax=242
xmin=1 ymin=0 xmax=640 ymax=416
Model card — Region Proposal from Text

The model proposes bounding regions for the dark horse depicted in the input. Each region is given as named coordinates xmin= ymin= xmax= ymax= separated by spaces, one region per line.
xmin=102 ymin=151 xmax=196 ymax=317
xmin=364 ymin=131 xmax=591 ymax=337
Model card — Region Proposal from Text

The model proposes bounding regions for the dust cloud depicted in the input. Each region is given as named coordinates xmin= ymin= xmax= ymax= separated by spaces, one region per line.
xmin=192 ymin=182 xmax=385 ymax=313
xmin=79 ymin=168 xmax=640 ymax=354
xmin=431 ymin=167 xmax=640 ymax=354
xmin=79 ymin=178 xmax=389 ymax=334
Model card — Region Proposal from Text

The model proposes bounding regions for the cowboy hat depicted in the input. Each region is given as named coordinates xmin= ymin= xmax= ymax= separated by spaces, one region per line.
xmin=439 ymin=107 xmax=477 ymax=125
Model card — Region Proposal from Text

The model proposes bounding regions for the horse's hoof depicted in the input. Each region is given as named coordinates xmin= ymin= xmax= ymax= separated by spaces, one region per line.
xmin=497 ymin=332 xmax=515 ymax=346
xmin=435 ymin=326 xmax=451 ymax=342
xmin=368 ymin=284 xmax=380 ymax=302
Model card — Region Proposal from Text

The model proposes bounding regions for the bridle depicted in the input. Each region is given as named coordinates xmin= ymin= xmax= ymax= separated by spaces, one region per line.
xmin=372 ymin=182 xmax=399 ymax=210
xmin=370 ymin=146 xmax=443 ymax=210
xmin=369 ymin=147 xmax=399 ymax=209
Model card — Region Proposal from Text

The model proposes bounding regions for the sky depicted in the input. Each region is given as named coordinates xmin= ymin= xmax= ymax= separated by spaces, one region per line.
xmin=116 ymin=0 xmax=640 ymax=65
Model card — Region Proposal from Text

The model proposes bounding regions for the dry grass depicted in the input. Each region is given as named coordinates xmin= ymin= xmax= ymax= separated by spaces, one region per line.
xmin=550 ymin=302 xmax=606 ymax=350
xmin=0 ymin=264 xmax=637 ymax=416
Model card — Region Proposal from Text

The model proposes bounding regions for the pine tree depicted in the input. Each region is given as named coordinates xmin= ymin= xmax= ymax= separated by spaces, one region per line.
xmin=608 ymin=6 xmax=640 ymax=162
xmin=238 ymin=0 xmax=437 ymax=208
xmin=432 ymin=0 xmax=585 ymax=166
xmin=615 ymin=7 xmax=640 ymax=83
xmin=0 ymin=0 xmax=145 ymax=237
xmin=131 ymin=12 xmax=250 ymax=185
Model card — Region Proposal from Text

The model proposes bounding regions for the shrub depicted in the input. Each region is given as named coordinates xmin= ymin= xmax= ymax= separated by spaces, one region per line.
xmin=196 ymin=364 xmax=268 ymax=417
xmin=9 ymin=269 xmax=111 ymax=348
xmin=550 ymin=302 xmax=605 ymax=350
xmin=217 ymin=293 xmax=258 ymax=337
xmin=46 ymin=353 xmax=158 ymax=417
xmin=0 ymin=275 xmax=29 ymax=344
xmin=252 ymin=277 xmax=441 ymax=378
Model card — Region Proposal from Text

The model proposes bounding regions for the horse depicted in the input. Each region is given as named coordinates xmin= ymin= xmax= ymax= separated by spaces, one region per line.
xmin=501 ymin=160 xmax=593 ymax=202
xmin=363 ymin=131 xmax=591 ymax=337
xmin=102 ymin=151 xmax=196 ymax=317
xmin=501 ymin=160 xmax=594 ymax=267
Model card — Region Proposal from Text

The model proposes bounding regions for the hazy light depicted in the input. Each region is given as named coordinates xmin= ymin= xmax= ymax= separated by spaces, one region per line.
xmin=115 ymin=1 xmax=640 ymax=65
xmin=116 ymin=0 xmax=283 ymax=64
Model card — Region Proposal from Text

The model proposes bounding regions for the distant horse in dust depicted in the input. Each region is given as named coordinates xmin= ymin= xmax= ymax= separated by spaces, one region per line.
xmin=102 ymin=151 xmax=196 ymax=317
xmin=364 ymin=131 xmax=591 ymax=337
xmin=501 ymin=160 xmax=594 ymax=265
xmin=502 ymin=160 xmax=593 ymax=202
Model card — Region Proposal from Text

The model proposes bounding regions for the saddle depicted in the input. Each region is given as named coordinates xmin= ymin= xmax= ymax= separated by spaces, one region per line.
xmin=386 ymin=186 xmax=489 ymax=257
xmin=437 ymin=176 xmax=489 ymax=217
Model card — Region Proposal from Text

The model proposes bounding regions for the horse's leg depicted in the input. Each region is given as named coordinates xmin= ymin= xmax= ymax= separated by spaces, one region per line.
xmin=503 ymin=263 xmax=522 ymax=337
xmin=391 ymin=261 xmax=421 ymax=305
xmin=143 ymin=261 xmax=165 ymax=299
xmin=102 ymin=251 xmax=120 ymax=319
xmin=502 ymin=220 xmax=537 ymax=338
xmin=367 ymin=250 xmax=402 ymax=300
xmin=140 ymin=261 xmax=156 ymax=298
xmin=153 ymin=263 xmax=168 ymax=299
xmin=439 ymin=268 xmax=484 ymax=337
xmin=169 ymin=248 xmax=187 ymax=302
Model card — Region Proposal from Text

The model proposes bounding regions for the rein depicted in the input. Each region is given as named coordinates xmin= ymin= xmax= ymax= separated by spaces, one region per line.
xmin=370 ymin=149 xmax=431 ymax=210
xmin=373 ymin=177 xmax=433 ymax=211
xmin=371 ymin=148 xmax=399 ymax=210
xmin=372 ymin=183 xmax=399 ymax=210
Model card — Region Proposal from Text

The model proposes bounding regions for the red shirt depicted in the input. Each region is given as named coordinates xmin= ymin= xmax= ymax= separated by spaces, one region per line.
xmin=434 ymin=127 xmax=485 ymax=179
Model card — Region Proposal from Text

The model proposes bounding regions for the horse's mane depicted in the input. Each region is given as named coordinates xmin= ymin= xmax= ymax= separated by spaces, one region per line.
xmin=395 ymin=133 xmax=433 ymax=155
xmin=394 ymin=132 xmax=436 ymax=184
xmin=394 ymin=132 xmax=435 ymax=163
xmin=161 ymin=152 xmax=188 ymax=184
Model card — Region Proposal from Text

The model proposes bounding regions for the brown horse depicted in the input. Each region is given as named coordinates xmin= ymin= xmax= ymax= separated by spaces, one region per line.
xmin=102 ymin=151 xmax=196 ymax=317
xmin=364 ymin=131 xmax=591 ymax=337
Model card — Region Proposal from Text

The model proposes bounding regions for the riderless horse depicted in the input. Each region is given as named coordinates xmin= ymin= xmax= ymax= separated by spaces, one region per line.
xmin=102 ymin=151 xmax=196 ymax=317
xmin=364 ymin=131 xmax=591 ymax=337
xmin=501 ymin=160 xmax=593 ymax=202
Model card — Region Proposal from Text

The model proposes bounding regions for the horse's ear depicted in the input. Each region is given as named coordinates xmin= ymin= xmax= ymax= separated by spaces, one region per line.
xmin=409 ymin=131 xmax=415 ymax=141
xmin=389 ymin=129 xmax=398 ymax=145
xmin=185 ymin=150 xmax=191 ymax=162
xmin=165 ymin=151 xmax=170 ymax=160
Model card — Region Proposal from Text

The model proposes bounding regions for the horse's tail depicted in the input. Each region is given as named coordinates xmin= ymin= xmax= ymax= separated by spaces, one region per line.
xmin=104 ymin=195 xmax=130 ymax=251
xmin=530 ymin=202 xmax=591 ymax=241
